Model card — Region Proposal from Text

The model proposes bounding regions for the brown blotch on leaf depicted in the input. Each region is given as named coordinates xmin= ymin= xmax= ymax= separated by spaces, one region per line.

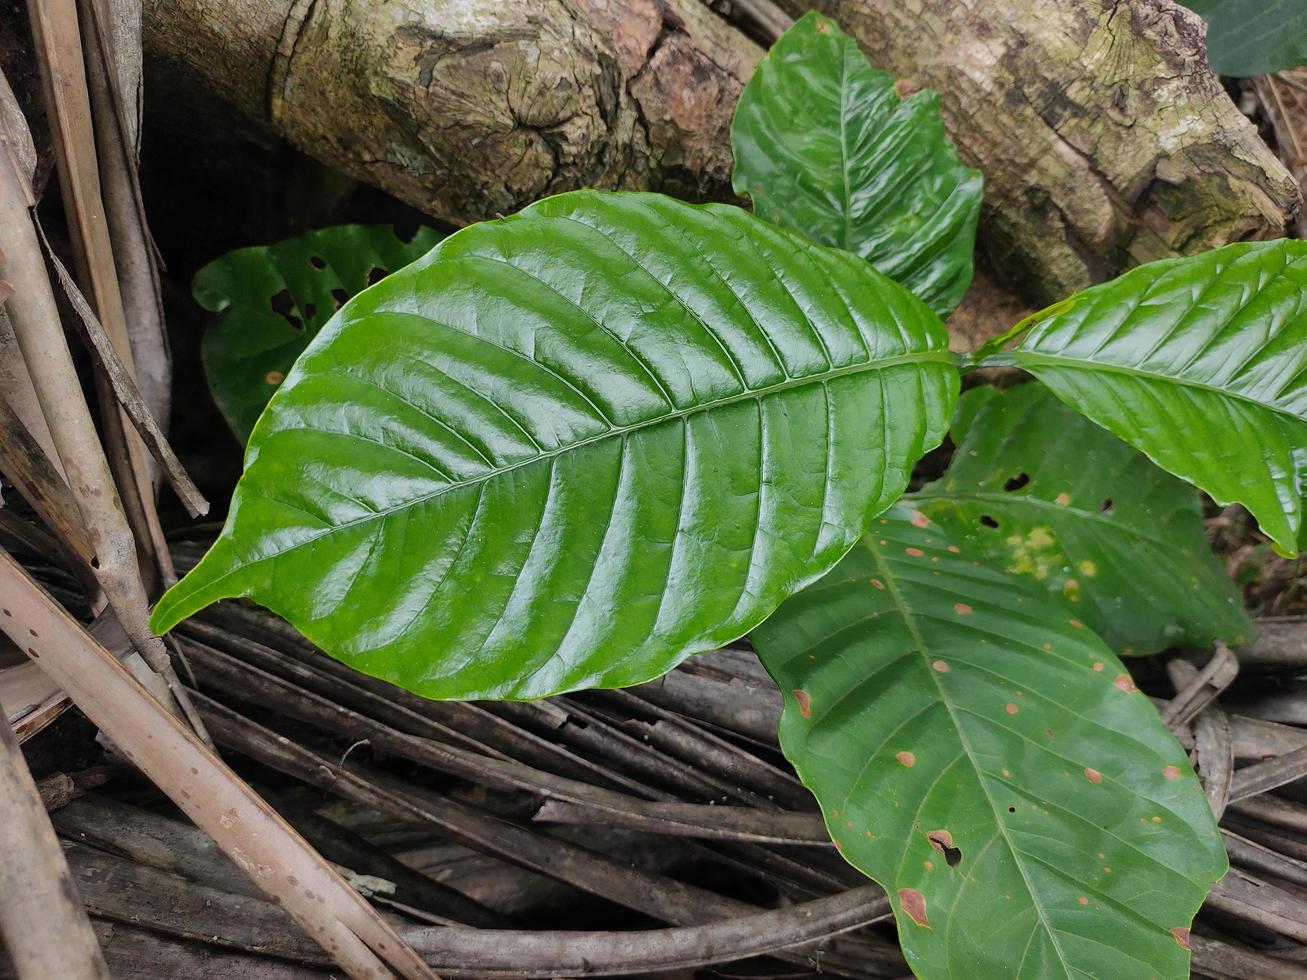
xmin=265 ymin=370 xmax=286 ymax=386
xmin=910 ymin=510 xmax=930 ymax=528
xmin=947 ymin=544 xmax=961 ymax=553
xmin=1069 ymin=618 xmax=1085 ymax=629
xmin=1084 ymin=767 xmax=1103 ymax=784
xmin=926 ymin=829 xmax=963 ymax=867
xmin=905 ymin=546 xmax=925 ymax=557
xmin=1113 ymin=674 xmax=1138 ymax=693
xmin=1171 ymin=926 xmax=1191 ymax=949
xmin=1163 ymin=765 xmax=1181 ymax=781
xmin=898 ymin=888 xmax=931 ymax=927
xmin=869 ymin=578 xmax=886 ymax=590
xmin=1077 ymin=896 xmax=1089 ymax=906
xmin=896 ymin=751 xmax=916 ymax=767
xmin=1005 ymin=703 xmax=1018 ymax=715
xmin=954 ymin=602 xmax=973 ymax=615
xmin=932 ymin=660 xmax=950 ymax=673
xmin=792 ymin=689 xmax=812 ymax=718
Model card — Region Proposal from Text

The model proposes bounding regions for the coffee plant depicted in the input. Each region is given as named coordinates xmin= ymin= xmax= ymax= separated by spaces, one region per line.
xmin=160 ymin=13 xmax=1307 ymax=978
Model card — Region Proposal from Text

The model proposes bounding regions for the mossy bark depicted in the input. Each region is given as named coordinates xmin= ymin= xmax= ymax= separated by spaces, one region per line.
xmin=142 ymin=0 xmax=762 ymax=224
xmin=776 ymin=0 xmax=1300 ymax=302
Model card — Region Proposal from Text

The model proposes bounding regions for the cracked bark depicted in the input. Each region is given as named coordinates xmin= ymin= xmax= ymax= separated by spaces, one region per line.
xmin=142 ymin=0 xmax=762 ymax=224
xmin=144 ymin=0 xmax=1295 ymax=305
xmin=772 ymin=0 xmax=1301 ymax=302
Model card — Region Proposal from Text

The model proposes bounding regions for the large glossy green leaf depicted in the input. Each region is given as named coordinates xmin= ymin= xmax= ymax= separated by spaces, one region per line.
xmin=151 ymin=191 xmax=958 ymax=700
xmin=197 ymin=223 xmax=442 ymax=441
xmin=752 ymin=506 xmax=1227 ymax=979
xmin=1182 ymin=1 xmax=1307 ymax=75
xmin=731 ymin=11 xmax=982 ymax=318
xmin=983 ymin=240 xmax=1307 ymax=557
xmin=912 ymin=383 xmax=1250 ymax=655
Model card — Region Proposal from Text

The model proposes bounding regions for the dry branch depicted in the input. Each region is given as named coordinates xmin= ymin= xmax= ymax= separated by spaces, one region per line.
xmin=143 ymin=0 xmax=762 ymax=223
xmin=143 ymin=0 xmax=1297 ymax=306
xmin=0 ymin=549 xmax=435 ymax=979
xmin=0 ymin=710 xmax=108 ymax=979
xmin=26 ymin=0 xmax=172 ymax=585
xmin=0 ymin=85 xmax=174 ymax=705
xmin=80 ymin=0 xmax=172 ymax=430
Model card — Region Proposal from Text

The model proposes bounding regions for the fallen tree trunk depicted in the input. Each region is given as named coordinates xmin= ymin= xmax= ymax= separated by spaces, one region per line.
xmin=142 ymin=0 xmax=762 ymax=222
xmin=773 ymin=0 xmax=1301 ymax=302
xmin=142 ymin=0 xmax=1299 ymax=306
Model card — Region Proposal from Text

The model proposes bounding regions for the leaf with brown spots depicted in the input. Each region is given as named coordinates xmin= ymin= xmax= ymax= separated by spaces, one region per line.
xmin=911 ymin=383 xmax=1249 ymax=655
xmin=977 ymin=241 xmax=1307 ymax=558
xmin=752 ymin=505 xmax=1226 ymax=979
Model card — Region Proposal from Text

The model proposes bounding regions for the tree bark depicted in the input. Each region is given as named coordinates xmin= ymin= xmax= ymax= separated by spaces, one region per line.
xmin=774 ymin=0 xmax=1301 ymax=302
xmin=142 ymin=0 xmax=762 ymax=224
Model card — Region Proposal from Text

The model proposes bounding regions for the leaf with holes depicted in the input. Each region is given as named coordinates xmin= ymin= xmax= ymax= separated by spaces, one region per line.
xmin=982 ymin=240 xmax=1307 ymax=557
xmin=911 ymin=383 xmax=1250 ymax=655
xmin=151 ymin=191 xmax=958 ymax=699
xmin=731 ymin=11 xmax=982 ymax=317
xmin=751 ymin=505 xmax=1227 ymax=978
xmin=197 ymin=223 xmax=443 ymax=442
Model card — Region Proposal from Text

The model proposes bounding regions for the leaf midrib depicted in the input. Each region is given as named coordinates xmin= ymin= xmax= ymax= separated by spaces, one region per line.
xmin=863 ymin=537 xmax=1075 ymax=979
xmin=168 ymin=350 xmax=956 ymax=609
xmin=1011 ymin=350 xmax=1307 ymax=426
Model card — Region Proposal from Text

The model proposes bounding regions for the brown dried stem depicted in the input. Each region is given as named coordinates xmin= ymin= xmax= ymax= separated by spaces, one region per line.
xmin=0 ymin=707 xmax=108 ymax=979
xmin=0 ymin=548 xmax=435 ymax=980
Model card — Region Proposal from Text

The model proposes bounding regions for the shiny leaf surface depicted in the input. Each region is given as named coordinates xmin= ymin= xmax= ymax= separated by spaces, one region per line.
xmin=152 ymin=191 xmax=958 ymax=699
xmin=1182 ymin=0 xmax=1307 ymax=75
xmin=197 ymin=223 xmax=442 ymax=441
xmin=912 ymin=383 xmax=1250 ymax=655
xmin=731 ymin=11 xmax=982 ymax=317
xmin=989 ymin=240 xmax=1307 ymax=557
xmin=752 ymin=506 xmax=1227 ymax=979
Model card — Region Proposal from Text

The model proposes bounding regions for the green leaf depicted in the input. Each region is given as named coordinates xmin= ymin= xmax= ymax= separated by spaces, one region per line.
xmin=197 ymin=223 xmax=443 ymax=442
xmin=989 ymin=240 xmax=1307 ymax=557
xmin=731 ymin=11 xmax=982 ymax=318
xmin=912 ymin=383 xmax=1250 ymax=655
xmin=151 ymin=191 xmax=958 ymax=700
xmin=1182 ymin=0 xmax=1307 ymax=75
xmin=751 ymin=506 xmax=1227 ymax=979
